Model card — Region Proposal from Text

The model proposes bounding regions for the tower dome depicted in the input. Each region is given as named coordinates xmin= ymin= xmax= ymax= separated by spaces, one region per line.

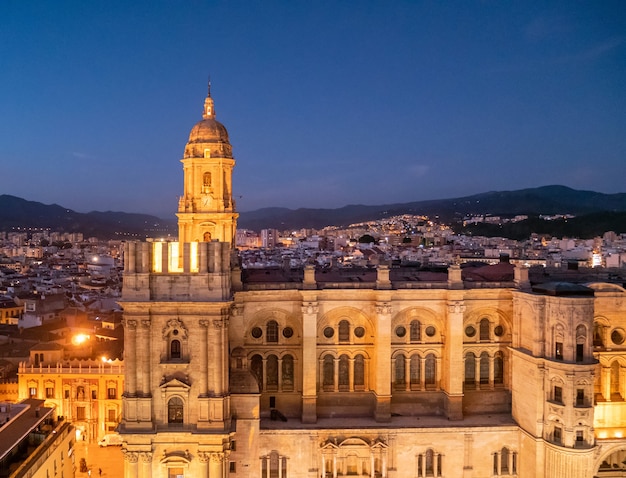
xmin=183 ymin=84 xmax=233 ymax=159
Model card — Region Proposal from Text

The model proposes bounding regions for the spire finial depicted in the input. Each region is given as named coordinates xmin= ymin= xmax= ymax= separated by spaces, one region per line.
xmin=203 ymin=78 xmax=215 ymax=119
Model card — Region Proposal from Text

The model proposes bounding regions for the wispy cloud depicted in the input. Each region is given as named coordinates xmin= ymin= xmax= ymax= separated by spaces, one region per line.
xmin=407 ymin=164 xmax=429 ymax=177
xmin=524 ymin=15 xmax=572 ymax=42
xmin=555 ymin=36 xmax=624 ymax=64
xmin=72 ymin=151 xmax=96 ymax=160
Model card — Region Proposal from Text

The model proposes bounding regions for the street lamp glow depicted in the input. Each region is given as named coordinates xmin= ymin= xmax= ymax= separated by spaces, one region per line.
xmin=72 ymin=334 xmax=90 ymax=345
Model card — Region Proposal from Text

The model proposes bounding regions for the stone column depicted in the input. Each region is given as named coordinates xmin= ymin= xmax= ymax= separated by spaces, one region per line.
xmin=123 ymin=450 xmax=139 ymax=478
xmin=140 ymin=452 xmax=152 ymax=478
xmin=349 ymin=357 xmax=355 ymax=392
xmin=213 ymin=319 xmax=224 ymax=395
xmin=602 ymin=366 xmax=611 ymax=401
xmin=140 ymin=319 xmax=151 ymax=397
xmin=333 ymin=358 xmax=339 ymax=392
xmin=474 ymin=360 xmax=481 ymax=391
xmin=374 ymin=301 xmax=392 ymax=422
xmin=199 ymin=320 xmax=210 ymax=396
xmin=198 ymin=452 xmax=210 ymax=478
xmin=302 ymin=301 xmax=318 ymax=422
xmin=209 ymin=453 xmax=223 ymax=478
xmin=124 ymin=319 xmax=137 ymax=396
xmin=404 ymin=356 xmax=410 ymax=391
xmin=444 ymin=299 xmax=465 ymax=420
xmin=489 ymin=354 xmax=495 ymax=389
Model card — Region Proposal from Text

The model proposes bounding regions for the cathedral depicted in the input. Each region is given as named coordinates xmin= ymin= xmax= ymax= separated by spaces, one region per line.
xmin=119 ymin=86 xmax=626 ymax=478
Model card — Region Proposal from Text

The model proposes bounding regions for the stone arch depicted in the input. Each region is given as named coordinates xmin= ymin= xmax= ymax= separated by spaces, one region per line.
xmin=594 ymin=315 xmax=611 ymax=347
xmin=392 ymin=306 xmax=441 ymax=341
xmin=317 ymin=306 xmax=374 ymax=343
xmin=162 ymin=318 xmax=188 ymax=362
xmin=465 ymin=307 xmax=513 ymax=342
xmin=246 ymin=308 xmax=300 ymax=344
xmin=594 ymin=444 xmax=626 ymax=475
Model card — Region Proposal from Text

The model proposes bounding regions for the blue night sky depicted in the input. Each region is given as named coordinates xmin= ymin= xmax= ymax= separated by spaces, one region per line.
xmin=1 ymin=1 xmax=625 ymax=219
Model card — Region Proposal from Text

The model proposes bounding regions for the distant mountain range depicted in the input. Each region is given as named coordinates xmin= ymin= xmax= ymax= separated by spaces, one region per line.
xmin=0 ymin=195 xmax=176 ymax=239
xmin=238 ymin=185 xmax=626 ymax=232
xmin=2 ymin=186 xmax=626 ymax=239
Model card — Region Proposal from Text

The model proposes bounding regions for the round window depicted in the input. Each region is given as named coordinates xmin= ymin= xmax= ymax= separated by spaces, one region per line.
xmin=465 ymin=326 xmax=476 ymax=337
xmin=494 ymin=325 xmax=504 ymax=337
xmin=612 ymin=329 xmax=625 ymax=345
xmin=172 ymin=329 xmax=179 ymax=336
xmin=251 ymin=327 xmax=262 ymax=339
xmin=395 ymin=326 xmax=406 ymax=338
xmin=354 ymin=326 xmax=365 ymax=338
xmin=282 ymin=327 xmax=294 ymax=338
xmin=323 ymin=327 xmax=335 ymax=338
xmin=425 ymin=326 xmax=436 ymax=337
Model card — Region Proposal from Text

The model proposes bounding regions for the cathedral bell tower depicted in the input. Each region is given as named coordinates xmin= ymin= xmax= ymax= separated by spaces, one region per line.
xmin=176 ymin=83 xmax=238 ymax=245
xmin=119 ymin=85 xmax=236 ymax=478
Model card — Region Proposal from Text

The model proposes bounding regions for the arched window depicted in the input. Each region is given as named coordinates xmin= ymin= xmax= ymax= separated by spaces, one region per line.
xmin=170 ymin=339 xmax=181 ymax=359
xmin=395 ymin=354 xmax=406 ymax=386
xmin=266 ymin=355 xmax=278 ymax=390
xmin=494 ymin=351 xmax=504 ymax=384
xmin=501 ymin=447 xmax=509 ymax=473
xmin=338 ymin=354 xmax=350 ymax=390
xmin=410 ymin=354 xmax=421 ymax=388
xmin=168 ymin=397 xmax=183 ymax=424
xmin=203 ymin=171 xmax=211 ymax=187
xmin=410 ymin=320 xmax=421 ymax=342
xmin=338 ymin=320 xmax=350 ymax=342
xmin=576 ymin=325 xmax=586 ymax=362
xmin=354 ymin=355 xmax=365 ymax=388
xmin=480 ymin=352 xmax=489 ymax=384
xmin=323 ymin=355 xmax=334 ymax=389
xmin=479 ymin=318 xmax=490 ymax=341
xmin=282 ymin=354 xmax=294 ymax=391
xmin=593 ymin=322 xmax=604 ymax=347
xmin=418 ymin=448 xmax=442 ymax=477
xmin=425 ymin=449 xmax=434 ymax=476
xmin=611 ymin=361 xmax=621 ymax=399
xmin=251 ymin=354 xmax=263 ymax=391
xmin=465 ymin=352 xmax=476 ymax=385
xmin=266 ymin=320 xmax=278 ymax=343
xmin=425 ymin=354 xmax=436 ymax=387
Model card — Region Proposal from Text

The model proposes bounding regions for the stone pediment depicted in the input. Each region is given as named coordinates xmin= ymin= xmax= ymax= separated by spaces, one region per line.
xmin=159 ymin=377 xmax=191 ymax=392
xmin=160 ymin=449 xmax=191 ymax=465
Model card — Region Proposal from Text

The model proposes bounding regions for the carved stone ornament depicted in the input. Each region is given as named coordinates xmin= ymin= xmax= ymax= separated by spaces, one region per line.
xmin=447 ymin=301 xmax=465 ymax=314
xmin=124 ymin=319 xmax=138 ymax=330
xmin=140 ymin=452 xmax=153 ymax=463
xmin=162 ymin=318 xmax=188 ymax=339
xmin=376 ymin=302 xmax=392 ymax=315
xmin=123 ymin=450 xmax=139 ymax=463
xmin=210 ymin=452 xmax=225 ymax=463
xmin=302 ymin=302 xmax=319 ymax=315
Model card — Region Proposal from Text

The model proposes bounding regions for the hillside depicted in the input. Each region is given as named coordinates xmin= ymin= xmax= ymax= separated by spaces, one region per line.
xmin=237 ymin=185 xmax=626 ymax=231
xmin=2 ymin=186 xmax=626 ymax=239
xmin=0 ymin=195 xmax=176 ymax=239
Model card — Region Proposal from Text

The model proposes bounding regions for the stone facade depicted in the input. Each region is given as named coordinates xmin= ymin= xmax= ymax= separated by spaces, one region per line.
xmin=119 ymin=89 xmax=626 ymax=477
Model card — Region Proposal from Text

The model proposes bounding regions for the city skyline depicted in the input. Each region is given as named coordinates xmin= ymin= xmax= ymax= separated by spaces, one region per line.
xmin=1 ymin=1 xmax=625 ymax=219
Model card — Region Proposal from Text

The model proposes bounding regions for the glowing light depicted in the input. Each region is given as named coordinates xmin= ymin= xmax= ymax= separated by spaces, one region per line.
xmin=615 ymin=431 xmax=623 ymax=438
xmin=72 ymin=334 xmax=90 ymax=345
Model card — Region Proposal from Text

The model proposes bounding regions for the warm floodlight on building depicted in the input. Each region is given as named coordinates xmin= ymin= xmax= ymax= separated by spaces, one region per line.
xmin=72 ymin=334 xmax=90 ymax=345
